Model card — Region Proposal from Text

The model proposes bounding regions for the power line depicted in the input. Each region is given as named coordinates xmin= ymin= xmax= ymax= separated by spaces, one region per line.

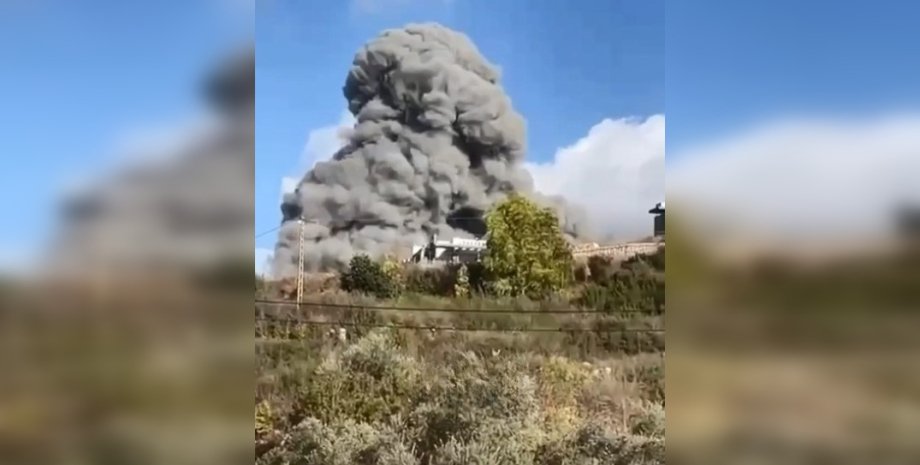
xmin=256 ymin=217 xmax=320 ymax=240
xmin=254 ymin=299 xmax=661 ymax=315
xmin=254 ymin=314 xmax=664 ymax=333
xmin=256 ymin=224 xmax=282 ymax=239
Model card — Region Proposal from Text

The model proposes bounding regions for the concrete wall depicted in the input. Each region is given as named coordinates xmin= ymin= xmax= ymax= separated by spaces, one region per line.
xmin=572 ymin=241 xmax=663 ymax=261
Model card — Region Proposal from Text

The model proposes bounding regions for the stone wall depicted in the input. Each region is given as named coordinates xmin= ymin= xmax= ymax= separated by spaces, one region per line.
xmin=572 ymin=241 xmax=663 ymax=261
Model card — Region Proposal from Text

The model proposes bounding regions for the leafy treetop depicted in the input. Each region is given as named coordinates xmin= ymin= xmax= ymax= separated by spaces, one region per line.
xmin=483 ymin=194 xmax=573 ymax=297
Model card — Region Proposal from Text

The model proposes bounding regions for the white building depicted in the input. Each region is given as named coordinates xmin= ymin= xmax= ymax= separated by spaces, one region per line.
xmin=408 ymin=235 xmax=487 ymax=264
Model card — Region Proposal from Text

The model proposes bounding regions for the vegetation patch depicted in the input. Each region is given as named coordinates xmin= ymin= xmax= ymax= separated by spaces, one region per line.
xmin=256 ymin=330 xmax=664 ymax=465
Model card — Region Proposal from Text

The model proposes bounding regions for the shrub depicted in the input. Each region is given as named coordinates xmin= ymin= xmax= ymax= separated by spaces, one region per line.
xmin=428 ymin=435 xmax=507 ymax=465
xmin=627 ymin=358 xmax=665 ymax=404
xmin=602 ymin=318 xmax=664 ymax=354
xmin=575 ymin=268 xmax=664 ymax=315
xmin=573 ymin=261 xmax=591 ymax=283
xmin=341 ymin=255 xmax=399 ymax=299
xmin=461 ymin=262 xmax=489 ymax=294
xmin=624 ymin=246 xmax=665 ymax=272
xmin=429 ymin=422 xmax=541 ymax=465
xmin=537 ymin=356 xmax=589 ymax=408
xmin=256 ymin=321 xmax=666 ymax=463
xmin=404 ymin=266 xmax=452 ymax=296
xmin=535 ymin=424 xmax=664 ymax=465
xmin=576 ymin=283 xmax=609 ymax=311
xmin=537 ymin=356 xmax=590 ymax=438
xmin=403 ymin=262 xmax=489 ymax=297
xmin=586 ymin=255 xmax=615 ymax=283
xmin=382 ymin=256 xmax=406 ymax=293
xmin=257 ymin=418 xmax=419 ymax=465
xmin=629 ymin=402 xmax=664 ymax=438
xmin=486 ymin=278 xmax=513 ymax=297
xmin=409 ymin=353 xmax=542 ymax=462
xmin=255 ymin=400 xmax=275 ymax=438
xmin=454 ymin=264 xmax=470 ymax=298
xmin=297 ymin=331 xmax=421 ymax=424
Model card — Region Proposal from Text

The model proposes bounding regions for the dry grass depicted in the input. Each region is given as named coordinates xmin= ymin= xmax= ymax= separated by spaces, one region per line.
xmin=256 ymin=328 xmax=664 ymax=464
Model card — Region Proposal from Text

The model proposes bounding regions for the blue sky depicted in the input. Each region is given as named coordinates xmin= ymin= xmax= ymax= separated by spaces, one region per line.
xmin=0 ymin=0 xmax=250 ymax=268
xmin=667 ymin=0 xmax=920 ymax=155
xmin=255 ymin=0 xmax=665 ymax=256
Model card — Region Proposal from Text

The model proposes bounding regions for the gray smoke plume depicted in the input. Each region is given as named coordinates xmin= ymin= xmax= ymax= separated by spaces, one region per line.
xmin=274 ymin=23 xmax=590 ymax=274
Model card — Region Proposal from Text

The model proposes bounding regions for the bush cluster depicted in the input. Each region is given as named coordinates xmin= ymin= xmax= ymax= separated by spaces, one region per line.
xmin=340 ymin=255 xmax=400 ymax=299
xmin=626 ymin=357 xmax=665 ymax=404
xmin=403 ymin=266 xmax=453 ymax=296
xmin=536 ymin=424 xmax=663 ymax=465
xmin=257 ymin=330 xmax=664 ymax=465
xmin=296 ymin=332 xmax=421 ymax=425
xmin=334 ymin=248 xmax=664 ymax=317
xmin=575 ymin=248 xmax=665 ymax=314
xmin=394 ymin=262 xmax=489 ymax=297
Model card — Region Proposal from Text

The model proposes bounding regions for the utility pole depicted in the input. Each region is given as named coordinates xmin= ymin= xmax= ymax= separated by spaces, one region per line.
xmin=296 ymin=217 xmax=305 ymax=305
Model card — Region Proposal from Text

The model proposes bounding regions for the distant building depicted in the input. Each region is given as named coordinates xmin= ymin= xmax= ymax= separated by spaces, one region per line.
xmin=649 ymin=201 xmax=665 ymax=237
xmin=409 ymin=234 xmax=487 ymax=265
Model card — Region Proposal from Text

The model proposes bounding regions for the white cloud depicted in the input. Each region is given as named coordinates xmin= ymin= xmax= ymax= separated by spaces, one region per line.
xmin=280 ymin=110 xmax=356 ymax=202
xmin=527 ymin=115 xmax=665 ymax=241
xmin=667 ymin=114 xmax=920 ymax=251
xmin=280 ymin=176 xmax=298 ymax=200
xmin=300 ymin=110 xmax=355 ymax=170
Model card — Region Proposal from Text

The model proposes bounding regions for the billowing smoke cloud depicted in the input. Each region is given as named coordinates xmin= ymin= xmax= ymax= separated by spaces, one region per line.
xmin=274 ymin=23 xmax=591 ymax=274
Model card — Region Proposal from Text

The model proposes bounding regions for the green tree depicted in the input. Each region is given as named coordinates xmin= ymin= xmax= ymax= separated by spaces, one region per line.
xmin=341 ymin=255 xmax=399 ymax=299
xmin=483 ymin=195 xmax=574 ymax=297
